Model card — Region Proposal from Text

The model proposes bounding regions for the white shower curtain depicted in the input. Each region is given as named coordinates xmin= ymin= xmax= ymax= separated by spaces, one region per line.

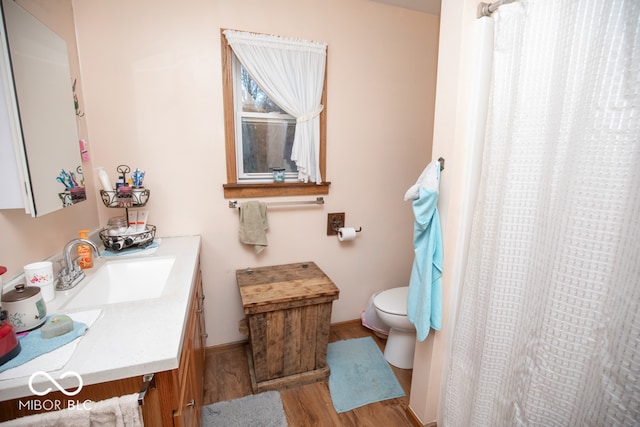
xmin=441 ymin=1 xmax=640 ymax=426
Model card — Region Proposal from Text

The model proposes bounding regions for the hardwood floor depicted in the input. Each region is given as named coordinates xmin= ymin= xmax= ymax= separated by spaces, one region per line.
xmin=203 ymin=321 xmax=414 ymax=426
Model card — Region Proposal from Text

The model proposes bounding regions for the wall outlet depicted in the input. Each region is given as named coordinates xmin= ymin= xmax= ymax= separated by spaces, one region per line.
xmin=327 ymin=212 xmax=345 ymax=235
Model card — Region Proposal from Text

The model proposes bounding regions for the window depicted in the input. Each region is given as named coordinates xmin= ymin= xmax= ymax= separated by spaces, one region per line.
xmin=221 ymin=29 xmax=330 ymax=198
xmin=235 ymin=63 xmax=298 ymax=182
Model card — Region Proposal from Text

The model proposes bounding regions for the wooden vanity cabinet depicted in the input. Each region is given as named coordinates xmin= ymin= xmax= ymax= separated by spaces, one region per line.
xmin=158 ymin=268 xmax=206 ymax=427
xmin=0 ymin=268 xmax=206 ymax=426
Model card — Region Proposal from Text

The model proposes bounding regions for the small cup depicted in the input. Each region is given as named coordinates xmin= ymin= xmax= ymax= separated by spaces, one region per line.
xmin=24 ymin=261 xmax=54 ymax=287
xmin=24 ymin=261 xmax=55 ymax=302
xmin=117 ymin=186 xmax=133 ymax=207
xmin=70 ymin=187 xmax=86 ymax=203
xmin=272 ymin=168 xmax=285 ymax=183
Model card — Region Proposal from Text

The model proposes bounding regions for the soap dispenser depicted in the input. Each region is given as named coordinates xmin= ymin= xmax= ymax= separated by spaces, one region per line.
xmin=77 ymin=230 xmax=93 ymax=269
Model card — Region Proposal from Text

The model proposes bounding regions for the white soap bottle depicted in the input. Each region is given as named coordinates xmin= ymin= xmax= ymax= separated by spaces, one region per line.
xmin=97 ymin=167 xmax=113 ymax=192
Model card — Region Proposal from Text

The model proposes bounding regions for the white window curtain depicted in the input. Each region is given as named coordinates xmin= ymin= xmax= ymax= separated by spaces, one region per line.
xmin=223 ymin=29 xmax=327 ymax=184
xmin=441 ymin=0 xmax=640 ymax=426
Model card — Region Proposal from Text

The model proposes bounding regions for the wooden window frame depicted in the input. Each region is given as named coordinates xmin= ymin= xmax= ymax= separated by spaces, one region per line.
xmin=221 ymin=29 xmax=330 ymax=198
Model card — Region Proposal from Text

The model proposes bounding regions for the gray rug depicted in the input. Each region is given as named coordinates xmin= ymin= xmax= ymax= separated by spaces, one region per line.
xmin=201 ymin=391 xmax=287 ymax=427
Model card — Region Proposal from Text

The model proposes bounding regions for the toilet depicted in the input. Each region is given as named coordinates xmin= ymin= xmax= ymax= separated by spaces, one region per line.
xmin=373 ymin=286 xmax=416 ymax=369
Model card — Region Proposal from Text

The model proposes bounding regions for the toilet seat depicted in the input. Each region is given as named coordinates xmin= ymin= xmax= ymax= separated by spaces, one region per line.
xmin=373 ymin=287 xmax=408 ymax=316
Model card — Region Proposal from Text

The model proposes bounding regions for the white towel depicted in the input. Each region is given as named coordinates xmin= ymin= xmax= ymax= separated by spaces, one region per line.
xmin=86 ymin=396 xmax=123 ymax=427
xmin=0 ymin=393 xmax=143 ymax=427
xmin=403 ymin=159 xmax=440 ymax=201
xmin=117 ymin=394 xmax=143 ymax=427
xmin=0 ymin=409 xmax=89 ymax=426
xmin=89 ymin=394 xmax=143 ymax=427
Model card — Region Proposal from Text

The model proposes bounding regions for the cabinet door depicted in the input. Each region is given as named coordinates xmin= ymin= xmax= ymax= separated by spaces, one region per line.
xmin=174 ymin=272 xmax=205 ymax=427
xmin=194 ymin=271 xmax=206 ymax=409
xmin=174 ymin=354 xmax=199 ymax=427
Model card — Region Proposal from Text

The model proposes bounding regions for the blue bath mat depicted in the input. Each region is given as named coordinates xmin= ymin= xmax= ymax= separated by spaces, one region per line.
xmin=326 ymin=336 xmax=405 ymax=413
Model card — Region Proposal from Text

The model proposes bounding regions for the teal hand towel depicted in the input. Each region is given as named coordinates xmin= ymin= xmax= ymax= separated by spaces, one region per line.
xmin=407 ymin=187 xmax=443 ymax=342
xmin=0 ymin=317 xmax=88 ymax=373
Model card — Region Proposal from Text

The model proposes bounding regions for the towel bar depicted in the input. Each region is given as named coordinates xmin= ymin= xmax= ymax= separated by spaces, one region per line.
xmin=229 ymin=196 xmax=325 ymax=209
xmin=138 ymin=373 xmax=155 ymax=406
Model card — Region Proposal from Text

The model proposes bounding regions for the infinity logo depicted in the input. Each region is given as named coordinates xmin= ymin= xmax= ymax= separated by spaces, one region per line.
xmin=28 ymin=371 xmax=83 ymax=396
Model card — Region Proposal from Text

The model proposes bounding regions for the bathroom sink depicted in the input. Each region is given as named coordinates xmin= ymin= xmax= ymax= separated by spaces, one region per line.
xmin=62 ymin=256 xmax=176 ymax=310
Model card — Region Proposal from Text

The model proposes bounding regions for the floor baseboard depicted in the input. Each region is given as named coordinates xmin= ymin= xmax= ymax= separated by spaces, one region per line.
xmin=406 ymin=404 xmax=436 ymax=427
xmin=205 ymin=339 xmax=247 ymax=356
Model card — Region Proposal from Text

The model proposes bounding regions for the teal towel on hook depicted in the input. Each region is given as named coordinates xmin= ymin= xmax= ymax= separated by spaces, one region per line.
xmin=407 ymin=185 xmax=443 ymax=342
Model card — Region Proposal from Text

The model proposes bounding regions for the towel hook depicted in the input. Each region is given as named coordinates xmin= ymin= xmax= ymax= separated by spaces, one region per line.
xmin=138 ymin=373 xmax=156 ymax=406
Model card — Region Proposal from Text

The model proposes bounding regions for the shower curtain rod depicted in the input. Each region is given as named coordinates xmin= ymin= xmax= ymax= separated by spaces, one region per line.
xmin=477 ymin=0 xmax=517 ymax=18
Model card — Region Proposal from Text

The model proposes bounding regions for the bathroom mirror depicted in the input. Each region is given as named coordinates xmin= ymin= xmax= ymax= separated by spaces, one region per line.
xmin=0 ymin=0 xmax=84 ymax=217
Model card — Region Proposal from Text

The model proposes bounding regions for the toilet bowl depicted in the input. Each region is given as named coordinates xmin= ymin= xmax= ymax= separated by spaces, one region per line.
xmin=373 ymin=286 xmax=416 ymax=369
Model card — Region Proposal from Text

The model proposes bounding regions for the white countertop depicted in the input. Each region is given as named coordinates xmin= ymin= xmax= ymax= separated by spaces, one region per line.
xmin=0 ymin=234 xmax=201 ymax=401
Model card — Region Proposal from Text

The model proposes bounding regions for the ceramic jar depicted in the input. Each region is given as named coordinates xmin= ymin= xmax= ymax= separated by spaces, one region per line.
xmin=1 ymin=283 xmax=47 ymax=332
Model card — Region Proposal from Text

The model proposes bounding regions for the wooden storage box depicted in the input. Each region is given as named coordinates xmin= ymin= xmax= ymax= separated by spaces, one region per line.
xmin=236 ymin=262 xmax=340 ymax=392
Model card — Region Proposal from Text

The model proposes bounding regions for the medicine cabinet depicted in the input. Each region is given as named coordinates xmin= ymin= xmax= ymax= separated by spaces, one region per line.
xmin=0 ymin=0 xmax=84 ymax=217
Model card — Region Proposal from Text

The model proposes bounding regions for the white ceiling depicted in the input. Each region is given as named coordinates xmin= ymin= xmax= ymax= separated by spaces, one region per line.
xmin=368 ymin=0 xmax=441 ymax=16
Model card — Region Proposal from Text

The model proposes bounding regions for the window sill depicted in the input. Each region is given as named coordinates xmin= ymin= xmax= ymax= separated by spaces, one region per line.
xmin=223 ymin=182 xmax=331 ymax=198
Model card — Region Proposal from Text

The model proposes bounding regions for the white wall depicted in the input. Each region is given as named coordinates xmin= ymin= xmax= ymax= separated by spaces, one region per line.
xmin=409 ymin=0 xmax=487 ymax=424
xmin=71 ymin=0 xmax=440 ymax=346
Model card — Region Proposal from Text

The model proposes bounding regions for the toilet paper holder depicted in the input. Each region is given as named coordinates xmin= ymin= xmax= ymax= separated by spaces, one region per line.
xmin=327 ymin=212 xmax=362 ymax=235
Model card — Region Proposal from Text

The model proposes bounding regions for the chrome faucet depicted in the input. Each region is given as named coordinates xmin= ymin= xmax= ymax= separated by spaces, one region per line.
xmin=56 ymin=238 xmax=100 ymax=290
